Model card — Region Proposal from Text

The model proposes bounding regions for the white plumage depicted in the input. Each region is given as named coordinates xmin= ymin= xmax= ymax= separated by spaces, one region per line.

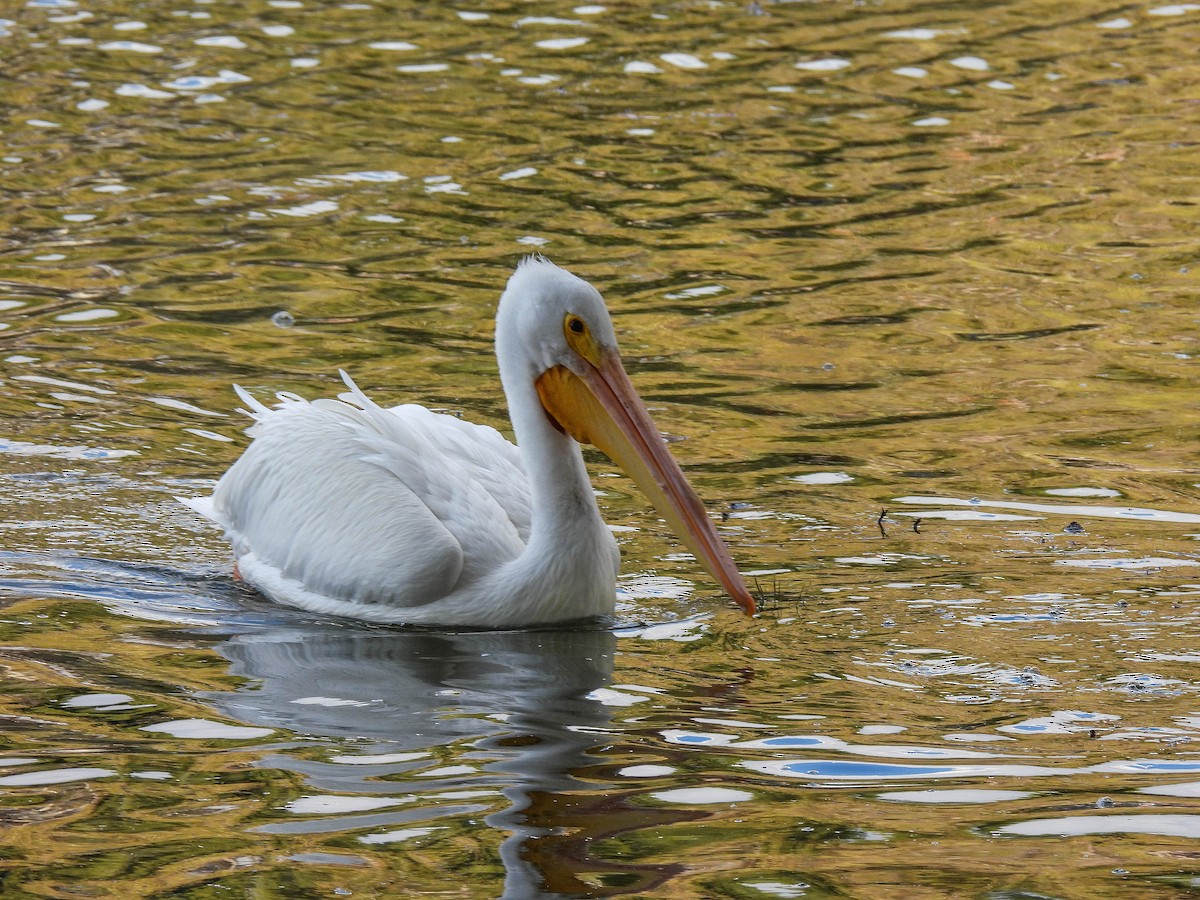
xmin=183 ymin=258 xmax=755 ymax=627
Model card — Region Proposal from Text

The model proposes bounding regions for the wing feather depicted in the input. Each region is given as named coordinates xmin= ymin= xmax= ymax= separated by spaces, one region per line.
xmin=336 ymin=372 xmax=532 ymax=541
xmin=212 ymin=404 xmax=462 ymax=605
xmin=195 ymin=376 xmax=533 ymax=608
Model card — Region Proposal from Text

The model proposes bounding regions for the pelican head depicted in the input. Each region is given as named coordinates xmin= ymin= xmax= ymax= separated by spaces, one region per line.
xmin=496 ymin=256 xmax=757 ymax=616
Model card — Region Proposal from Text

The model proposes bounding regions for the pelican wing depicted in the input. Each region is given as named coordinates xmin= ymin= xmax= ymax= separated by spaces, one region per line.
xmin=339 ymin=376 xmax=532 ymax=544
xmin=198 ymin=377 xmax=531 ymax=609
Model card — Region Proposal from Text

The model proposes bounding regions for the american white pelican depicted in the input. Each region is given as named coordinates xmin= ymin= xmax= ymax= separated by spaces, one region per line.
xmin=183 ymin=257 xmax=756 ymax=627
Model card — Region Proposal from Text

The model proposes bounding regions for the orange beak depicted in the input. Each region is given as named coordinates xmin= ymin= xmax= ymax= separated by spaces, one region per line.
xmin=536 ymin=348 xmax=756 ymax=616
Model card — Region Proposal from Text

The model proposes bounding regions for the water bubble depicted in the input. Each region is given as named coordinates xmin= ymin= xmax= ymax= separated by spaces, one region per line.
xmin=1149 ymin=4 xmax=1200 ymax=15
xmin=950 ymin=56 xmax=989 ymax=71
xmin=98 ymin=40 xmax=164 ymax=54
xmin=536 ymin=37 xmax=589 ymax=51
xmin=271 ymin=310 xmax=295 ymax=328
xmin=660 ymin=53 xmax=708 ymax=70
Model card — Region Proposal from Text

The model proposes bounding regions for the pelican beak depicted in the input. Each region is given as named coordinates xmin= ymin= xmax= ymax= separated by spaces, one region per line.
xmin=536 ymin=349 xmax=757 ymax=616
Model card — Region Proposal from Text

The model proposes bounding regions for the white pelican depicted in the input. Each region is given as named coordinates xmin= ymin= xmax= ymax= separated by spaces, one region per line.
xmin=183 ymin=257 xmax=756 ymax=627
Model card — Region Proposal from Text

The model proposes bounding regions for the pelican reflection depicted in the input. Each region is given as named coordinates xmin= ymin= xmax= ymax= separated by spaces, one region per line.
xmin=209 ymin=624 xmax=621 ymax=898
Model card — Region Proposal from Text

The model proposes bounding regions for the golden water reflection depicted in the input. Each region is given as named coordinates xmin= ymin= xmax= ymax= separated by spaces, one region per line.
xmin=2 ymin=0 xmax=1200 ymax=897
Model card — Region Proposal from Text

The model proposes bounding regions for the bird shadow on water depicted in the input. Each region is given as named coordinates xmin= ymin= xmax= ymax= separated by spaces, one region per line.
xmin=0 ymin=550 xmax=692 ymax=898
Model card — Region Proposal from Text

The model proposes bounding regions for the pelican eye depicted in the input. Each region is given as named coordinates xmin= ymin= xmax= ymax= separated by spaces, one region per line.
xmin=563 ymin=312 xmax=601 ymax=364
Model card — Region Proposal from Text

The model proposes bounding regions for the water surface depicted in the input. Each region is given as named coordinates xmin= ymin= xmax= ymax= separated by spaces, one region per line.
xmin=2 ymin=1 xmax=1199 ymax=897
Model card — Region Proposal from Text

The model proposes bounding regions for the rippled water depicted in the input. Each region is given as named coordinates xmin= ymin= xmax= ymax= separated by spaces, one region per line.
xmin=2 ymin=1 xmax=1200 ymax=897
